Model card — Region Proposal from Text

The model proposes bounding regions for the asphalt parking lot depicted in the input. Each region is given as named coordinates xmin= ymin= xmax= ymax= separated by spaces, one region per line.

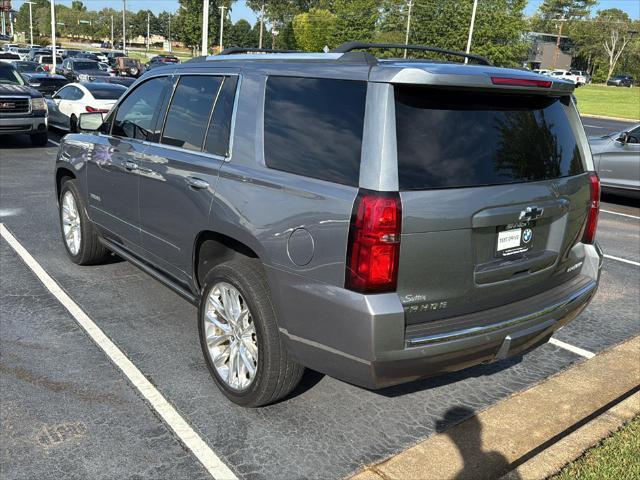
xmin=1 ymin=116 xmax=639 ymax=480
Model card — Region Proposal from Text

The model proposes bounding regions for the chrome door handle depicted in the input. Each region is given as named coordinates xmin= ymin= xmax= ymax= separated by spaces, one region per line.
xmin=186 ymin=177 xmax=209 ymax=190
xmin=122 ymin=160 xmax=139 ymax=171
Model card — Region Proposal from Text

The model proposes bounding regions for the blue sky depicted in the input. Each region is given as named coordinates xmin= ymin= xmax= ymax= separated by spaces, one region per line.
xmin=11 ymin=0 xmax=640 ymax=24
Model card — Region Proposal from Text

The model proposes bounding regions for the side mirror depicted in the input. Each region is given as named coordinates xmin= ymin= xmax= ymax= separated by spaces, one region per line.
xmin=78 ymin=112 xmax=104 ymax=132
xmin=617 ymin=132 xmax=629 ymax=144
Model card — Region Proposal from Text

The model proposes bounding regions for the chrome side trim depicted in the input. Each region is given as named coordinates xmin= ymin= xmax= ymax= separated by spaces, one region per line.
xmin=406 ymin=281 xmax=596 ymax=347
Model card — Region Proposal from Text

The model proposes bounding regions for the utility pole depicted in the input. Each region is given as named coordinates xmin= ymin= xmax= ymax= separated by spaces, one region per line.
xmin=110 ymin=15 xmax=114 ymax=50
xmin=50 ymin=0 xmax=56 ymax=74
xmin=464 ymin=0 xmax=479 ymax=64
xmin=218 ymin=5 xmax=226 ymax=52
xmin=122 ymin=0 xmax=126 ymax=54
xmin=201 ymin=0 xmax=209 ymax=55
xmin=258 ymin=2 xmax=265 ymax=49
xmin=403 ymin=0 xmax=413 ymax=58
xmin=168 ymin=14 xmax=172 ymax=53
xmin=551 ymin=15 xmax=567 ymax=70
xmin=147 ymin=11 xmax=150 ymax=52
xmin=25 ymin=1 xmax=36 ymax=46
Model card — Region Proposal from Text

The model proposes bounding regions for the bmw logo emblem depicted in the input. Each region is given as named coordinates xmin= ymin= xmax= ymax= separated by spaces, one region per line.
xmin=523 ymin=228 xmax=533 ymax=244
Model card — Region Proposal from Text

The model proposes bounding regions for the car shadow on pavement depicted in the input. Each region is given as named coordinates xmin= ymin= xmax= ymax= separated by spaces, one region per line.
xmin=435 ymin=406 xmax=521 ymax=480
xmin=0 ymin=135 xmax=49 ymax=149
xmin=375 ymin=354 xmax=525 ymax=398
xmin=601 ymin=192 xmax=640 ymax=208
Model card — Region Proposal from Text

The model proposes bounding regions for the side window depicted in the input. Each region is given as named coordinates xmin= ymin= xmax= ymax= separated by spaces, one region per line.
xmin=204 ymin=76 xmax=238 ymax=157
xmin=67 ymin=87 xmax=83 ymax=100
xmin=54 ymin=87 xmax=69 ymax=99
xmin=112 ymin=76 xmax=170 ymax=141
xmin=161 ymin=75 xmax=223 ymax=151
xmin=263 ymin=76 xmax=367 ymax=187
xmin=628 ymin=126 xmax=640 ymax=144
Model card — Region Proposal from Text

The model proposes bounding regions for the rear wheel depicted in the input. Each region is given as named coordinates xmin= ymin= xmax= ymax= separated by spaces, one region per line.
xmin=59 ymin=179 xmax=108 ymax=265
xmin=30 ymin=131 xmax=48 ymax=146
xmin=199 ymin=260 xmax=304 ymax=407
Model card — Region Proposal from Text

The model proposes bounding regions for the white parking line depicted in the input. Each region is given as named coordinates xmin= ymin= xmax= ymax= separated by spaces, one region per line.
xmin=583 ymin=124 xmax=604 ymax=129
xmin=48 ymin=139 xmax=60 ymax=147
xmin=604 ymin=254 xmax=640 ymax=267
xmin=0 ymin=224 xmax=238 ymax=480
xmin=600 ymin=209 xmax=640 ymax=220
xmin=549 ymin=338 xmax=595 ymax=359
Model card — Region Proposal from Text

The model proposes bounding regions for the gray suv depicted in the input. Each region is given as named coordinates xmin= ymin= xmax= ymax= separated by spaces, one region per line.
xmin=54 ymin=43 xmax=603 ymax=407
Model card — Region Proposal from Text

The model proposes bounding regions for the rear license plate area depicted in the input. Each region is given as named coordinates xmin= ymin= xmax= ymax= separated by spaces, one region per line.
xmin=496 ymin=222 xmax=534 ymax=258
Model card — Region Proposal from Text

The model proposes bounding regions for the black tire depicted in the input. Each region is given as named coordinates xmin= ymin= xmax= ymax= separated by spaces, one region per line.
xmin=58 ymin=179 xmax=108 ymax=265
xmin=70 ymin=115 xmax=78 ymax=133
xmin=30 ymin=131 xmax=48 ymax=146
xmin=198 ymin=259 xmax=304 ymax=407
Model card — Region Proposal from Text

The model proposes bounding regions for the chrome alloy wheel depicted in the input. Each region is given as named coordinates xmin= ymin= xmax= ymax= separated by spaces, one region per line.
xmin=61 ymin=191 xmax=82 ymax=256
xmin=204 ymin=282 xmax=258 ymax=391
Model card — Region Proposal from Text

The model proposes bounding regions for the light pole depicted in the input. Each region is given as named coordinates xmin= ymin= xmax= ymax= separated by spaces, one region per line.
xmin=218 ymin=5 xmax=226 ymax=52
xmin=50 ymin=0 xmax=57 ymax=75
xmin=122 ymin=0 xmax=126 ymax=54
xmin=110 ymin=15 xmax=114 ymax=50
xmin=168 ymin=14 xmax=172 ymax=53
xmin=551 ymin=15 xmax=567 ymax=70
xmin=258 ymin=2 xmax=265 ymax=49
xmin=464 ymin=0 xmax=479 ymax=64
xmin=147 ymin=11 xmax=150 ymax=52
xmin=25 ymin=1 xmax=36 ymax=46
xmin=201 ymin=0 xmax=209 ymax=55
xmin=404 ymin=0 xmax=413 ymax=59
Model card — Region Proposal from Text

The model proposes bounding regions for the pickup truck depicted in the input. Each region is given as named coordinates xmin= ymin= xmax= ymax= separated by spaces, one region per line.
xmin=549 ymin=70 xmax=586 ymax=86
xmin=0 ymin=62 xmax=49 ymax=146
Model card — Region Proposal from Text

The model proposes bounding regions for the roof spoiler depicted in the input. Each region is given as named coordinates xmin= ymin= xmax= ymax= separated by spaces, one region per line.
xmin=331 ymin=42 xmax=492 ymax=66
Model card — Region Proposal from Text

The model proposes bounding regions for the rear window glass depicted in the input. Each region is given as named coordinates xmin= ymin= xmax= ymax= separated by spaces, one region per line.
xmin=73 ymin=61 xmax=97 ymax=70
xmin=264 ymin=76 xmax=367 ymax=187
xmin=85 ymin=84 xmax=126 ymax=100
xmin=395 ymin=87 xmax=584 ymax=190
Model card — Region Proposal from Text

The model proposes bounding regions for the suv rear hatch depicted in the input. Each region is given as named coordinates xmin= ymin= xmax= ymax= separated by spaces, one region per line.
xmin=392 ymin=81 xmax=595 ymax=326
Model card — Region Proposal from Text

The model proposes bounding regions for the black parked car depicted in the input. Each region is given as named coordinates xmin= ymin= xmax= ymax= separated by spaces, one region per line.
xmin=607 ymin=75 xmax=634 ymax=87
xmin=146 ymin=55 xmax=180 ymax=70
xmin=11 ymin=60 xmax=69 ymax=95
xmin=60 ymin=59 xmax=110 ymax=83
xmin=77 ymin=52 xmax=100 ymax=62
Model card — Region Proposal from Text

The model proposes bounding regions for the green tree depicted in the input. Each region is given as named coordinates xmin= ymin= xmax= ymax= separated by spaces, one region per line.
xmin=409 ymin=0 xmax=528 ymax=66
xmin=333 ymin=0 xmax=379 ymax=45
xmin=539 ymin=0 xmax=596 ymax=20
xmin=227 ymin=19 xmax=258 ymax=47
xmin=292 ymin=7 xmax=336 ymax=51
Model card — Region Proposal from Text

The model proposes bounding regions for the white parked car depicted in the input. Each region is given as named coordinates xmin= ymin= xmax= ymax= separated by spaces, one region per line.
xmin=46 ymin=82 xmax=126 ymax=132
xmin=96 ymin=53 xmax=109 ymax=63
xmin=533 ymin=69 xmax=552 ymax=76
xmin=97 ymin=62 xmax=116 ymax=76
xmin=549 ymin=70 xmax=586 ymax=86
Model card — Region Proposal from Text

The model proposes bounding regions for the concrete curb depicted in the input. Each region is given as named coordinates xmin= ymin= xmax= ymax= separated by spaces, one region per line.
xmin=580 ymin=113 xmax=639 ymax=123
xmin=350 ymin=336 xmax=640 ymax=480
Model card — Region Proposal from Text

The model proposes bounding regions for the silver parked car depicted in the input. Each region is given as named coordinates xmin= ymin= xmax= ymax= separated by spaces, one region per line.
xmin=53 ymin=43 xmax=602 ymax=407
xmin=590 ymin=124 xmax=640 ymax=198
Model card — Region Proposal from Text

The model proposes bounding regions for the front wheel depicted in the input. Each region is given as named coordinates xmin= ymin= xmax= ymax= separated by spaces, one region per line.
xmin=198 ymin=260 xmax=304 ymax=407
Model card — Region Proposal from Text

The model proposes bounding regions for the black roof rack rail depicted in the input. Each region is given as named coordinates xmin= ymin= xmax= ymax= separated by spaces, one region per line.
xmin=218 ymin=47 xmax=301 ymax=55
xmin=331 ymin=42 xmax=492 ymax=66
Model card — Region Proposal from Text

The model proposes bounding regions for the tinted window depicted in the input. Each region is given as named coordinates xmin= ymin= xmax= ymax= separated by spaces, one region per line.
xmin=161 ymin=75 xmax=222 ymax=151
xmin=85 ymin=84 xmax=126 ymax=100
xmin=66 ymin=87 xmax=84 ymax=100
xmin=113 ymin=76 xmax=170 ymax=141
xmin=204 ymin=76 xmax=238 ymax=157
xmin=73 ymin=61 xmax=97 ymax=70
xmin=264 ymin=76 xmax=366 ymax=186
xmin=395 ymin=86 xmax=585 ymax=190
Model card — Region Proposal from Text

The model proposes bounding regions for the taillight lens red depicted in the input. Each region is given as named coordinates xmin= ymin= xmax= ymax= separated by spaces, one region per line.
xmin=85 ymin=106 xmax=109 ymax=113
xmin=491 ymin=76 xmax=552 ymax=88
xmin=346 ymin=190 xmax=402 ymax=293
xmin=582 ymin=173 xmax=600 ymax=244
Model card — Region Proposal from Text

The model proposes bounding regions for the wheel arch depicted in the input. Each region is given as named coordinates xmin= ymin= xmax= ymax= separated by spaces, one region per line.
xmin=193 ymin=230 xmax=263 ymax=292
xmin=55 ymin=166 xmax=76 ymax=201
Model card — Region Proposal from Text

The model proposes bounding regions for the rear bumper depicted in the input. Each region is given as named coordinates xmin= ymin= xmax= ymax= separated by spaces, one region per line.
xmin=270 ymin=243 xmax=602 ymax=389
xmin=0 ymin=115 xmax=47 ymax=135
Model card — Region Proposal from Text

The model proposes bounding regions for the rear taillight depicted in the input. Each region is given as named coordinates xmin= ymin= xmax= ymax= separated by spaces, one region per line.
xmin=582 ymin=173 xmax=600 ymax=244
xmin=85 ymin=106 xmax=109 ymax=113
xmin=491 ymin=76 xmax=552 ymax=88
xmin=346 ymin=190 xmax=402 ymax=293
